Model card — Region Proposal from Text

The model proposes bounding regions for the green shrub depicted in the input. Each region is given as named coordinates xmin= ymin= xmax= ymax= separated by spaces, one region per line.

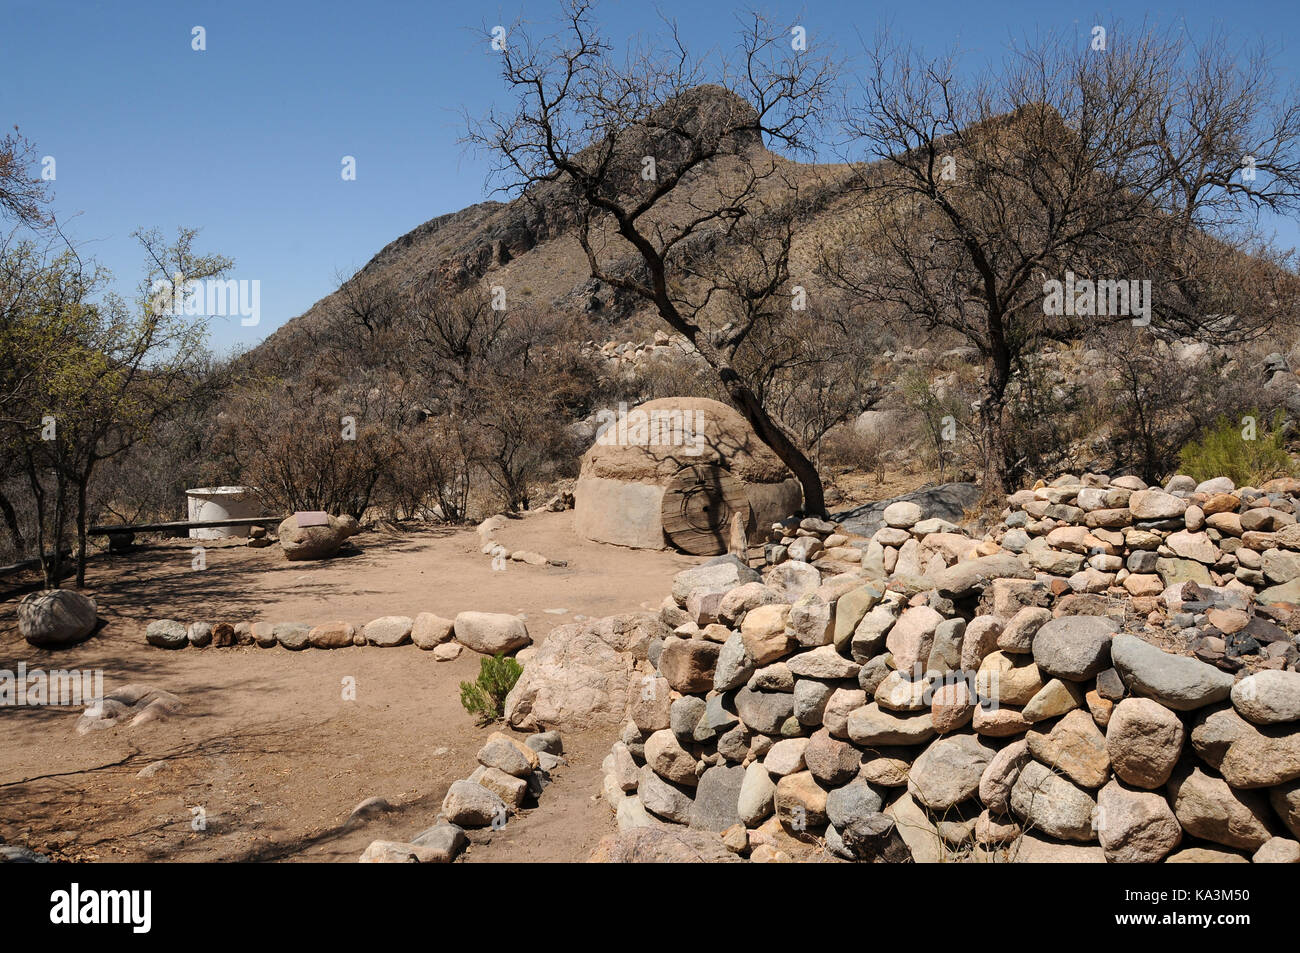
xmin=1177 ymin=410 xmax=1292 ymax=486
xmin=459 ymin=654 xmax=524 ymax=725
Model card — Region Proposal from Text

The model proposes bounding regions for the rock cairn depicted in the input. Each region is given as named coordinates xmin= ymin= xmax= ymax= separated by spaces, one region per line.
xmin=142 ymin=610 xmax=530 ymax=658
xmin=359 ymin=730 xmax=564 ymax=863
xmin=477 ymin=515 xmax=568 ymax=568
xmin=593 ymin=473 xmax=1300 ymax=863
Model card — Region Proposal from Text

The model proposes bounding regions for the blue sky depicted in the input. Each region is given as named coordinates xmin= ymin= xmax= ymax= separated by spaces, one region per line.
xmin=3 ymin=0 xmax=1299 ymax=354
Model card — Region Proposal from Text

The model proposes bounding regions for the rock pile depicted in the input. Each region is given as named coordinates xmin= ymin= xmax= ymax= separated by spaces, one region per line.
xmin=993 ymin=473 xmax=1300 ymax=673
xmin=359 ymin=730 xmax=564 ymax=863
xmin=477 ymin=515 xmax=567 ymax=568
xmin=588 ymin=474 xmax=1300 ymax=863
xmin=75 ymin=684 xmax=183 ymax=735
xmin=141 ymin=610 xmax=529 ymax=658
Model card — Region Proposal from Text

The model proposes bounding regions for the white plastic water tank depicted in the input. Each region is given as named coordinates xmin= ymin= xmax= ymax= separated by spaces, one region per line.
xmin=186 ymin=486 xmax=262 ymax=539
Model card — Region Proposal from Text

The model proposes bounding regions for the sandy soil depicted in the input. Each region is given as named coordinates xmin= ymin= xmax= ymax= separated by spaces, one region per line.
xmin=0 ymin=510 xmax=700 ymax=863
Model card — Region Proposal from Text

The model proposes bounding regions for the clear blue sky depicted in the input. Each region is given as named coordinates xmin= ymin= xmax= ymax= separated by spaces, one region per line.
xmin=4 ymin=0 xmax=1299 ymax=354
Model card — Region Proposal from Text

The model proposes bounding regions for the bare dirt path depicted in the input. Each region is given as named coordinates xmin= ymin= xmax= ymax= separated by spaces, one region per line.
xmin=0 ymin=511 xmax=697 ymax=862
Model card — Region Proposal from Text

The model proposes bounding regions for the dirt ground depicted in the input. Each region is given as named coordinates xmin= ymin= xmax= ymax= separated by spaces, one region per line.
xmin=0 ymin=510 xmax=701 ymax=863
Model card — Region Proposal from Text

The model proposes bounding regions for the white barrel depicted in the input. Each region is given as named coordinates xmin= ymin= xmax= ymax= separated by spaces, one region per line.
xmin=186 ymin=486 xmax=262 ymax=539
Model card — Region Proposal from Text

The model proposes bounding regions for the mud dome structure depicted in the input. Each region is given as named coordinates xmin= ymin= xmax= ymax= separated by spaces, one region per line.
xmin=574 ymin=397 xmax=802 ymax=555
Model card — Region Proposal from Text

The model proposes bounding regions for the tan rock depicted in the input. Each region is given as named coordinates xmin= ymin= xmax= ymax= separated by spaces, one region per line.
xmin=1026 ymin=708 xmax=1111 ymax=788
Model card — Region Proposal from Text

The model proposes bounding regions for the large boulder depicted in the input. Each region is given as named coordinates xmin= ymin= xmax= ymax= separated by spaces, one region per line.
xmin=834 ymin=483 xmax=981 ymax=537
xmin=453 ymin=612 xmax=531 ymax=655
xmin=504 ymin=622 xmax=633 ymax=731
xmin=277 ymin=512 xmax=352 ymax=560
xmin=18 ymin=589 xmax=97 ymax=647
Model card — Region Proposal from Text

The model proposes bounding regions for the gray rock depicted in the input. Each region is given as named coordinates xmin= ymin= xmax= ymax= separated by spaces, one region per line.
xmin=833 ymin=483 xmax=981 ymax=537
xmin=671 ymin=558 xmax=760 ymax=605
xmin=932 ymin=554 xmax=1033 ymax=598
xmin=1111 ymin=634 xmax=1235 ymax=710
xmin=1231 ymin=670 xmax=1300 ymax=725
xmin=713 ymin=633 xmax=755 ymax=692
xmin=670 ymin=695 xmax=708 ymax=742
xmin=737 ymin=761 xmax=775 ymax=826
xmin=846 ymin=703 xmax=935 ymax=746
xmin=787 ymin=645 xmax=860 ymax=680
xmin=440 ymin=780 xmax=507 ymax=828
xmin=1009 ymin=761 xmax=1096 ymax=841
xmin=908 ymin=733 xmax=995 ymax=811
xmin=840 ymin=812 xmax=914 ymax=862
xmin=638 ymin=764 xmax=694 ymax=823
xmin=364 ymin=615 xmax=413 ymax=647
xmin=145 ymin=619 xmax=188 ymax=649
xmin=476 ymin=737 xmax=535 ymax=778
xmin=734 ymin=686 xmax=795 ymax=734
xmin=703 ymin=694 xmax=738 ymax=737
xmin=689 ymin=764 xmax=746 ymax=831
xmin=409 ymin=822 xmax=467 ymax=862
xmin=927 ymin=618 xmax=966 ymax=672
xmin=826 ymin=779 xmax=885 ymax=829
xmin=273 ymin=622 xmax=311 ymax=650
xmin=525 ymin=731 xmax=563 ymax=754
xmin=793 ymin=678 xmax=834 ymax=726
xmin=1032 ymin=615 xmax=1117 ymax=681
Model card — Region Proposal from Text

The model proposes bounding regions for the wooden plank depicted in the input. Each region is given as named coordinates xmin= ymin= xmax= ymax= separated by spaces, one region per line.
xmin=661 ymin=464 xmax=751 ymax=556
xmin=86 ymin=516 xmax=276 ymax=535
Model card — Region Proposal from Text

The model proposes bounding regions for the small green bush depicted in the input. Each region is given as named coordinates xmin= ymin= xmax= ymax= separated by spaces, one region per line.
xmin=1177 ymin=410 xmax=1292 ymax=486
xmin=459 ymin=654 xmax=524 ymax=725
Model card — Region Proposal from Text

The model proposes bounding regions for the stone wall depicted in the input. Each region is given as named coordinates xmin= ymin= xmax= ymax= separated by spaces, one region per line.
xmin=591 ymin=473 xmax=1300 ymax=863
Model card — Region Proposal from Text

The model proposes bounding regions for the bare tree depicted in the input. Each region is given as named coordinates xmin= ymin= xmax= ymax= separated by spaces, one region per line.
xmin=824 ymin=24 xmax=1300 ymax=492
xmin=0 ymin=127 xmax=51 ymax=227
xmin=467 ymin=0 xmax=842 ymax=514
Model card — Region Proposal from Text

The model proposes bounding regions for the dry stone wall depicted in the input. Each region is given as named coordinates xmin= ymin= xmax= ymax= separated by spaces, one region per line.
xmin=592 ymin=472 xmax=1300 ymax=863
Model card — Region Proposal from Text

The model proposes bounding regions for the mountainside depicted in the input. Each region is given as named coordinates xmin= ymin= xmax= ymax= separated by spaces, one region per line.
xmin=251 ymin=88 xmax=859 ymax=369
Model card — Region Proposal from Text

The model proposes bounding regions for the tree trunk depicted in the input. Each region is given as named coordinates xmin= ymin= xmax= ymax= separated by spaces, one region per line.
xmin=980 ymin=331 xmax=1015 ymax=496
xmin=75 ymin=475 xmax=89 ymax=588
xmin=0 ymin=489 xmax=24 ymax=554
xmin=979 ymin=398 xmax=1009 ymax=498
xmin=720 ymin=367 xmax=827 ymax=517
